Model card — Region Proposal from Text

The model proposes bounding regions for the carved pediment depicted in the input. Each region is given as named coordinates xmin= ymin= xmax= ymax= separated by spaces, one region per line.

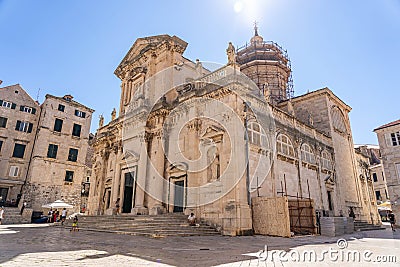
xmin=167 ymin=162 xmax=188 ymax=174
xmin=115 ymin=35 xmax=188 ymax=79
xmin=201 ymin=125 xmax=225 ymax=140
xmin=324 ymin=173 xmax=335 ymax=185
xmin=121 ymin=150 xmax=139 ymax=162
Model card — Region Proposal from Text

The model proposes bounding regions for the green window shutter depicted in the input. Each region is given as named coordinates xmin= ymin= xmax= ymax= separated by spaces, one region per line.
xmin=0 ymin=100 xmax=3 ymax=106
xmin=15 ymin=120 xmax=21 ymax=130
xmin=27 ymin=123 xmax=33 ymax=133
xmin=20 ymin=105 xmax=25 ymax=111
xmin=32 ymin=108 xmax=36 ymax=114
xmin=11 ymin=103 xmax=16 ymax=109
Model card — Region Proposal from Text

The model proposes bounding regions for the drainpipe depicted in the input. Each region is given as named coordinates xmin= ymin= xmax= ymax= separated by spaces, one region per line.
xmin=20 ymin=102 xmax=44 ymax=206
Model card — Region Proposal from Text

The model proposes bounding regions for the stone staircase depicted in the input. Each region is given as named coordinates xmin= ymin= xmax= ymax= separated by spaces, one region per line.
xmin=1 ymin=207 xmax=31 ymax=224
xmin=354 ymin=220 xmax=386 ymax=231
xmin=63 ymin=213 xmax=220 ymax=237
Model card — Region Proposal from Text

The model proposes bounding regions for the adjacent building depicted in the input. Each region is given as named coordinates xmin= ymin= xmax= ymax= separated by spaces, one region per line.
xmin=0 ymin=84 xmax=94 ymax=213
xmin=87 ymin=30 xmax=380 ymax=235
xmin=374 ymin=119 xmax=400 ymax=223
xmin=355 ymin=144 xmax=389 ymax=204
xmin=0 ymin=84 xmax=40 ymax=206
xmin=354 ymin=145 xmax=382 ymax=224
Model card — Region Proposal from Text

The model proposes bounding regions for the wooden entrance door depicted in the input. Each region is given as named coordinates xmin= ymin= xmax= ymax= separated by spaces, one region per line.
xmin=173 ymin=180 xmax=184 ymax=212
xmin=122 ymin=172 xmax=135 ymax=213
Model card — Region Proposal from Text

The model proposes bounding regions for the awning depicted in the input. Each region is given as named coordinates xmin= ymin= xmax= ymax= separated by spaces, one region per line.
xmin=42 ymin=200 xmax=73 ymax=209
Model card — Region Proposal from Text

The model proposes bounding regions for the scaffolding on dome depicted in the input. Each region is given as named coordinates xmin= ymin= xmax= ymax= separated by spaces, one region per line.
xmin=236 ymin=40 xmax=295 ymax=103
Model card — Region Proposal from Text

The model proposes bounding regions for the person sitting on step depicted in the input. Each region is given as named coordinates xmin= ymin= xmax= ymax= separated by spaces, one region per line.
xmin=188 ymin=213 xmax=196 ymax=226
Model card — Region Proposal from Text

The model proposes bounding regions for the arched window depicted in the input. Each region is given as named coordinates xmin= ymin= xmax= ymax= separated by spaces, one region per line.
xmin=248 ymin=122 xmax=265 ymax=147
xmin=301 ymin=143 xmax=315 ymax=164
xmin=249 ymin=122 xmax=261 ymax=146
xmin=277 ymin=134 xmax=295 ymax=157
xmin=331 ymin=106 xmax=347 ymax=134
xmin=321 ymin=150 xmax=332 ymax=170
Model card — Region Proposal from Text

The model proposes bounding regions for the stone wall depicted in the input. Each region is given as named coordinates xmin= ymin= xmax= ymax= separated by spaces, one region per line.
xmin=24 ymin=182 xmax=81 ymax=214
xmin=252 ymin=196 xmax=291 ymax=237
xmin=320 ymin=217 xmax=354 ymax=237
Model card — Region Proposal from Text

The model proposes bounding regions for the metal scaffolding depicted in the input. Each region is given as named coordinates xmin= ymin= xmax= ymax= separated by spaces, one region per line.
xmin=236 ymin=40 xmax=294 ymax=103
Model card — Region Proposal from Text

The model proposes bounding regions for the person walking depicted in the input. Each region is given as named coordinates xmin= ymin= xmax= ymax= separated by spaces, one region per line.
xmin=70 ymin=215 xmax=79 ymax=232
xmin=389 ymin=210 xmax=396 ymax=232
xmin=53 ymin=209 xmax=58 ymax=222
xmin=0 ymin=207 xmax=4 ymax=225
xmin=47 ymin=208 xmax=53 ymax=223
xmin=20 ymin=201 xmax=26 ymax=215
xmin=115 ymin=198 xmax=120 ymax=215
xmin=61 ymin=208 xmax=67 ymax=225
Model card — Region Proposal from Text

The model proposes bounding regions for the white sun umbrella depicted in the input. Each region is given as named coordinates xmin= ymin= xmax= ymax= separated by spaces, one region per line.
xmin=42 ymin=200 xmax=73 ymax=209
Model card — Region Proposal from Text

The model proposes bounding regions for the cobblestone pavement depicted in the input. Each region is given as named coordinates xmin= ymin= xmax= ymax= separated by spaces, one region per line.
xmin=0 ymin=223 xmax=399 ymax=266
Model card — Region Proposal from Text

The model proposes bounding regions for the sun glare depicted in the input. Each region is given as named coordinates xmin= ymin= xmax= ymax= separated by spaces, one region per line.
xmin=232 ymin=0 xmax=270 ymax=25
xmin=234 ymin=1 xmax=243 ymax=13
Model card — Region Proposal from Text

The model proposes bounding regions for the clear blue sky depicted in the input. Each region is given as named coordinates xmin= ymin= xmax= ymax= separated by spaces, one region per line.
xmin=1 ymin=0 xmax=399 ymax=144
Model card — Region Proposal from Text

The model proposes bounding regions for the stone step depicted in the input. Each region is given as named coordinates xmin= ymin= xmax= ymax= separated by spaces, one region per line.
xmin=1 ymin=208 xmax=29 ymax=225
xmin=71 ymin=225 xmax=216 ymax=232
xmin=69 ymin=228 xmax=218 ymax=237
xmin=354 ymin=221 xmax=386 ymax=232
xmin=61 ymin=213 xmax=219 ymax=237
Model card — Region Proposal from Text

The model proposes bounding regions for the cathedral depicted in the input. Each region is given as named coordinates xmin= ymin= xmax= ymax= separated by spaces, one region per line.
xmin=87 ymin=28 xmax=380 ymax=235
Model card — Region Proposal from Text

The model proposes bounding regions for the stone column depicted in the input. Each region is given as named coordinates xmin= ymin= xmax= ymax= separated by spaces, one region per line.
xmin=119 ymin=83 xmax=125 ymax=115
xmin=112 ymin=148 xmax=122 ymax=206
xmin=132 ymin=136 xmax=149 ymax=215
xmin=148 ymin=132 xmax=166 ymax=215
xmin=128 ymin=81 xmax=133 ymax=103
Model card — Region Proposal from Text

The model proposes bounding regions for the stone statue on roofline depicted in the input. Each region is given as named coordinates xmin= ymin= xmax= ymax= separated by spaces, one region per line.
xmin=99 ymin=115 xmax=104 ymax=128
xmin=226 ymin=42 xmax=236 ymax=65
xmin=111 ymin=108 xmax=117 ymax=120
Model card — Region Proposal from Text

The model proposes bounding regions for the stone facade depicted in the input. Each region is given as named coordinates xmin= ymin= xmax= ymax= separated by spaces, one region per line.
xmin=354 ymin=147 xmax=381 ymax=224
xmin=0 ymin=84 xmax=94 ymax=213
xmin=0 ymin=84 xmax=40 ymax=206
xmin=87 ymin=31 xmax=380 ymax=235
xmin=24 ymin=94 xmax=94 ymax=213
xmin=370 ymin=164 xmax=389 ymax=202
xmin=374 ymin=119 xmax=400 ymax=224
xmin=355 ymin=144 xmax=390 ymax=204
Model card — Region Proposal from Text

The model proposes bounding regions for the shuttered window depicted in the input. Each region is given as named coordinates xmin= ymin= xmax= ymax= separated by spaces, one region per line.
xmin=9 ymin=166 xmax=19 ymax=177
xmin=19 ymin=105 xmax=36 ymax=114
xmin=74 ymin=109 xmax=86 ymax=118
xmin=15 ymin=121 xmax=33 ymax=133
xmin=47 ymin=144 xmax=58 ymax=159
xmin=72 ymin=124 xmax=81 ymax=137
xmin=54 ymin=119 xmax=63 ymax=132
xmin=0 ymin=100 xmax=16 ymax=109
xmin=65 ymin=171 xmax=74 ymax=182
xmin=0 ymin=117 xmax=7 ymax=128
xmin=58 ymin=104 xmax=65 ymax=112
xmin=12 ymin=143 xmax=26 ymax=158
xmin=68 ymin=148 xmax=78 ymax=162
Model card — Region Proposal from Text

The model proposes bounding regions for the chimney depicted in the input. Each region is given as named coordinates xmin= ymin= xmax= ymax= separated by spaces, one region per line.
xmin=63 ymin=94 xmax=73 ymax=101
